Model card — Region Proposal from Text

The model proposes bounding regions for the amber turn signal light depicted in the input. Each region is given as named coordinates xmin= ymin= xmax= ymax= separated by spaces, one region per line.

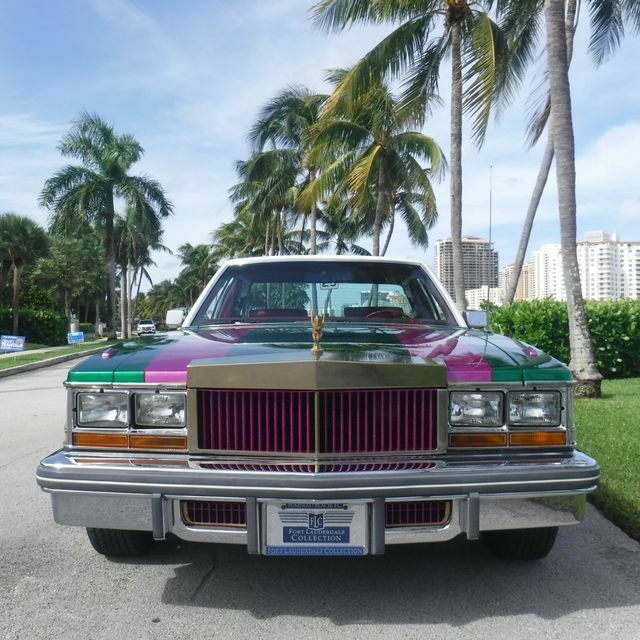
xmin=449 ymin=433 xmax=507 ymax=448
xmin=73 ymin=433 xmax=129 ymax=448
xmin=509 ymin=431 xmax=566 ymax=446
xmin=129 ymin=434 xmax=188 ymax=450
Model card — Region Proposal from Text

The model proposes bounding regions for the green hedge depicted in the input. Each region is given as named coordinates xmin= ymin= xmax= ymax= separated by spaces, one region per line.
xmin=0 ymin=308 xmax=69 ymax=346
xmin=490 ymin=299 xmax=640 ymax=379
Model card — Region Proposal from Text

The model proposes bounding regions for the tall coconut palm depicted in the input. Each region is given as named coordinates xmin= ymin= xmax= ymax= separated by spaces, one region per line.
xmin=175 ymin=243 xmax=219 ymax=306
xmin=250 ymin=87 xmax=328 ymax=253
xmin=311 ymin=0 xmax=524 ymax=309
xmin=0 ymin=213 xmax=49 ymax=333
xmin=0 ymin=215 xmax=13 ymax=307
xmin=229 ymin=150 xmax=300 ymax=256
xmin=503 ymin=0 xmax=640 ymax=304
xmin=306 ymin=77 xmax=443 ymax=256
xmin=544 ymin=0 xmax=604 ymax=396
xmin=115 ymin=206 xmax=171 ymax=337
xmin=39 ymin=112 xmax=173 ymax=338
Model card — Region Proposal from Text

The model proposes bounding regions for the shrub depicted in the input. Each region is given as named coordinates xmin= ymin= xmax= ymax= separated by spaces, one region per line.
xmin=79 ymin=322 xmax=95 ymax=334
xmin=0 ymin=308 xmax=69 ymax=346
xmin=490 ymin=299 xmax=640 ymax=379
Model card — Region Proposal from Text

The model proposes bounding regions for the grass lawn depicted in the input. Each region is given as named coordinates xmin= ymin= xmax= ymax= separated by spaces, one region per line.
xmin=575 ymin=378 xmax=640 ymax=540
xmin=0 ymin=342 xmax=110 ymax=371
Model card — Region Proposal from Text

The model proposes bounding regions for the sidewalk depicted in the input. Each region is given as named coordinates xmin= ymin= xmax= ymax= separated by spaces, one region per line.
xmin=0 ymin=339 xmax=109 ymax=359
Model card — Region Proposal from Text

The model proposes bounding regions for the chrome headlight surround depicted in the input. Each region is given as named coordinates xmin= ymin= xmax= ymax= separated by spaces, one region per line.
xmin=449 ymin=391 xmax=503 ymax=428
xmin=76 ymin=392 xmax=129 ymax=428
xmin=508 ymin=391 xmax=562 ymax=427
xmin=134 ymin=391 xmax=186 ymax=427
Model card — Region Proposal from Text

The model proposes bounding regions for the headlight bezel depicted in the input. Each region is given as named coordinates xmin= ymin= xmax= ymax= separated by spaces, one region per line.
xmin=76 ymin=391 xmax=130 ymax=429
xmin=508 ymin=390 xmax=562 ymax=427
xmin=134 ymin=391 xmax=186 ymax=428
xmin=449 ymin=390 xmax=505 ymax=428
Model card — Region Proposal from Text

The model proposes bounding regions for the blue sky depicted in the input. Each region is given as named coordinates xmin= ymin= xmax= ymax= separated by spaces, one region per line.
xmin=1 ymin=0 xmax=639 ymax=287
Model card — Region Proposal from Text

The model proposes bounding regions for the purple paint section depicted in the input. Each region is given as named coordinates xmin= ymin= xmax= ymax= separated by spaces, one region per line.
xmin=395 ymin=328 xmax=493 ymax=382
xmin=144 ymin=332 xmax=244 ymax=383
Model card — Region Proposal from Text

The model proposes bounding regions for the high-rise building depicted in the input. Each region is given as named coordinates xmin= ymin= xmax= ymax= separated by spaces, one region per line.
xmin=533 ymin=243 xmax=565 ymax=300
xmin=466 ymin=285 xmax=504 ymax=309
xmin=503 ymin=261 xmax=535 ymax=301
xmin=435 ymin=236 xmax=498 ymax=300
xmin=532 ymin=232 xmax=640 ymax=301
xmin=577 ymin=231 xmax=640 ymax=300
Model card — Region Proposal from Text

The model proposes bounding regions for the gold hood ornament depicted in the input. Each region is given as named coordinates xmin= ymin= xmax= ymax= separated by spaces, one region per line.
xmin=311 ymin=314 xmax=325 ymax=357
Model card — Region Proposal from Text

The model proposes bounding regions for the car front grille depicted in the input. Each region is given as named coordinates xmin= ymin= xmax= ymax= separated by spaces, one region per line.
xmin=181 ymin=500 xmax=246 ymax=528
xmin=196 ymin=388 xmax=438 ymax=455
xmin=385 ymin=500 xmax=452 ymax=528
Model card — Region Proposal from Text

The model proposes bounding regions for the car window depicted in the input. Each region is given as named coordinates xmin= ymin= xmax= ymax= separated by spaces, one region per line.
xmin=194 ymin=261 xmax=456 ymax=326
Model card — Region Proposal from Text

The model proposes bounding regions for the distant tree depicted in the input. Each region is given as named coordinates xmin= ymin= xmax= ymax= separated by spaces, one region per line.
xmin=40 ymin=112 xmax=173 ymax=338
xmin=0 ymin=213 xmax=49 ymax=333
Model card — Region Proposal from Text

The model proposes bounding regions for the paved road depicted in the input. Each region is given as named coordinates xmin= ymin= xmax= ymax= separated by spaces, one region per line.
xmin=1 ymin=363 xmax=639 ymax=640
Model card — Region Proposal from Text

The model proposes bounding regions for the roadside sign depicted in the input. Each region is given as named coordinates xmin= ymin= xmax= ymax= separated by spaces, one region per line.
xmin=67 ymin=331 xmax=85 ymax=345
xmin=0 ymin=335 xmax=26 ymax=352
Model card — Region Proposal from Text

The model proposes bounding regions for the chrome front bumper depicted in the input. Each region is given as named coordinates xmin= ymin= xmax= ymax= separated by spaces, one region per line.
xmin=36 ymin=450 xmax=599 ymax=554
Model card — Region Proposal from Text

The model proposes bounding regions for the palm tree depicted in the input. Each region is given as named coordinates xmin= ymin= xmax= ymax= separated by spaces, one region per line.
xmin=311 ymin=0 xmax=522 ymax=309
xmin=229 ymin=150 xmax=300 ymax=256
xmin=544 ymin=0 xmax=603 ymax=396
xmin=504 ymin=0 xmax=640 ymax=304
xmin=175 ymin=243 xmax=219 ymax=306
xmin=32 ymin=234 xmax=100 ymax=319
xmin=0 ymin=213 xmax=49 ymax=334
xmin=0 ymin=215 xmax=13 ymax=307
xmin=250 ymin=87 xmax=328 ymax=253
xmin=115 ymin=206 xmax=171 ymax=337
xmin=306 ymin=76 xmax=443 ymax=255
xmin=39 ymin=112 xmax=173 ymax=338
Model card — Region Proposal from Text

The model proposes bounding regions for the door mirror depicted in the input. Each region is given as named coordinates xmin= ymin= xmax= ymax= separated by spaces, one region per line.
xmin=464 ymin=310 xmax=489 ymax=329
xmin=165 ymin=308 xmax=186 ymax=329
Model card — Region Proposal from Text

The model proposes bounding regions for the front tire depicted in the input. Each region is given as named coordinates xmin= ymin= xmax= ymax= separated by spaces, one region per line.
xmin=483 ymin=527 xmax=558 ymax=560
xmin=86 ymin=528 xmax=154 ymax=557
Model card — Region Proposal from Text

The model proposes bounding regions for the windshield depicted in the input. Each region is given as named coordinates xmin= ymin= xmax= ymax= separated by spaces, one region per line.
xmin=192 ymin=261 xmax=457 ymax=326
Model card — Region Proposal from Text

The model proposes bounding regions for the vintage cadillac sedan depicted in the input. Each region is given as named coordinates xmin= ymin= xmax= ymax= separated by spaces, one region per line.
xmin=37 ymin=257 xmax=599 ymax=560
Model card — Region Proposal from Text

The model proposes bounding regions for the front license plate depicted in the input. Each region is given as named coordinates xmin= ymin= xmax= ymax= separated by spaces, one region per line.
xmin=263 ymin=501 xmax=368 ymax=556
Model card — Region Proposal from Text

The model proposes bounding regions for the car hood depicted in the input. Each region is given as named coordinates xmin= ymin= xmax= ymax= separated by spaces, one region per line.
xmin=68 ymin=323 xmax=571 ymax=385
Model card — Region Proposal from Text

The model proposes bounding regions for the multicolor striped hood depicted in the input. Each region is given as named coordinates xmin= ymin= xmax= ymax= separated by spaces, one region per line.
xmin=68 ymin=324 xmax=571 ymax=385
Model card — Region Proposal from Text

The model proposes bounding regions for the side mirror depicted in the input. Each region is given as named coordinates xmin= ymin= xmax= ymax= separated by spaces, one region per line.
xmin=464 ymin=310 xmax=489 ymax=330
xmin=165 ymin=308 xmax=186 ymax=329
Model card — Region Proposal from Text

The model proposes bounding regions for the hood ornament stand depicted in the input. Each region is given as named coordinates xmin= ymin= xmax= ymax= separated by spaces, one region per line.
xmin=311 ymin=314 xmax=325 ymax=358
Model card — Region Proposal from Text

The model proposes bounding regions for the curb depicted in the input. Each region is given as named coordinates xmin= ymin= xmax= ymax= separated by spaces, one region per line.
xmin=0 ymin=346 xmax=107 ymax=380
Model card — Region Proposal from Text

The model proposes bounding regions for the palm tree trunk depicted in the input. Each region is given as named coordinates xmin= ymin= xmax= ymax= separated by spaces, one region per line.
xmin=64 ymin=289 xmax=71 ymax=319
xmin=505 ymin=0 xmax=577 ymax=305
xmin=309 ymin=170 xmax=317 ymax=255
xmin=105 ymin=188 xmax=117 ymax=339
xmin=126 ymin=262 xmax=134 ymax=338
xmin=11 ymin=262 xmax=22 ymax=335
xmin=505 ymin=136 xmax=554 ymax=304
xmin=120 ymin=268 xmax=127 ymax=339
xmin=264 ymin=221 xmax=270 ymax=255
xmin=450 ymin=20 xmax=466 ymax=312
xmin=381 ymin=203 xmax=395 ymax=256
xmin=0 ymin=259 xmax=11 ymax=307
xmin=372 ymin=160 xmax=388 ymax=256
xmin=544 ymin=0 xmax=601 ymax=396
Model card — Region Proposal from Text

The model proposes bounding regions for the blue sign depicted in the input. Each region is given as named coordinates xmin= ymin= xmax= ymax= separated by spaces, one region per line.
xmin=67 ymin=331 xmax=85 ymax=344
xmin=0 ymin=335 xmax=26 ymax=352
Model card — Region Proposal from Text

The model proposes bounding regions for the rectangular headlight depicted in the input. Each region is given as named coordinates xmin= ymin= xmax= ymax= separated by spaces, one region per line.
xmin=135 ymin=393 xmax=185 ymax=427
xmin=450 ymin=391 xmax=503 ymax=427
xmin=77 ymin=393 xmax=129 ymax=428
xmin=509 ymin=391 xmax=561 ymax=426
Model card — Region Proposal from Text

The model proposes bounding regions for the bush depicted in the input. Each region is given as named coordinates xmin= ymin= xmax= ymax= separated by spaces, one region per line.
xmin=0 ymin=308 xmax=69 ymax=346
xmin=490 ymin=299 xmax=640 ymax=379
xmin=79 ymin=322 xmax=95 ymax=335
